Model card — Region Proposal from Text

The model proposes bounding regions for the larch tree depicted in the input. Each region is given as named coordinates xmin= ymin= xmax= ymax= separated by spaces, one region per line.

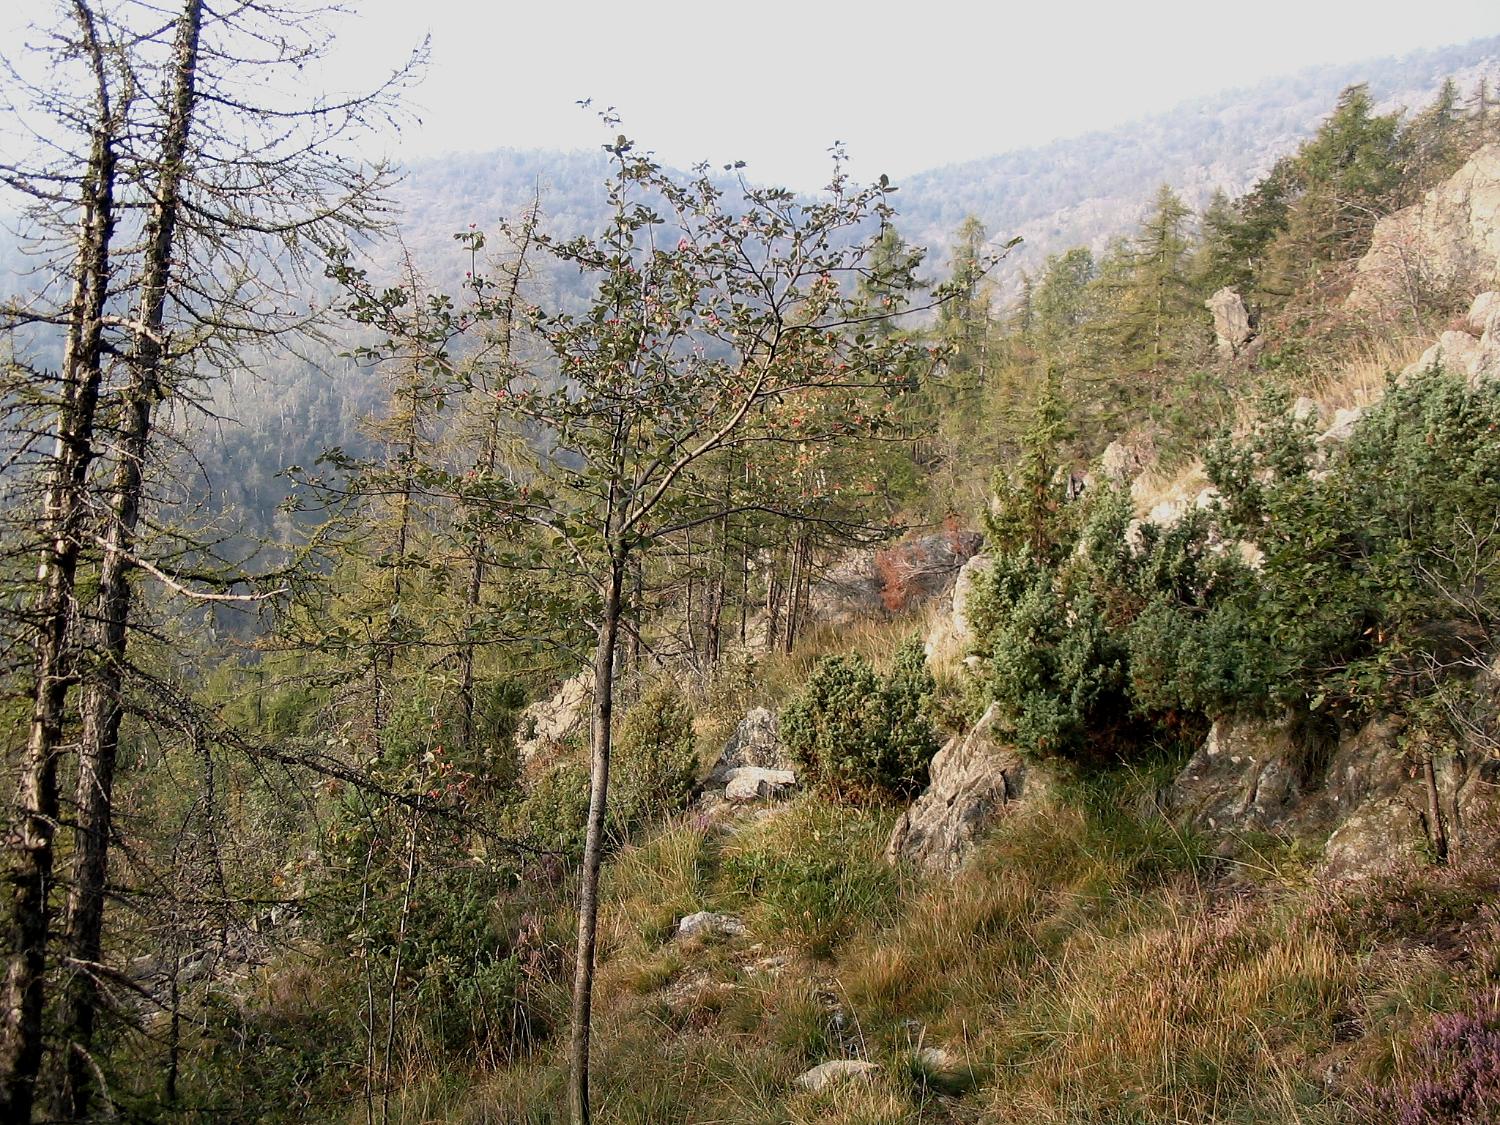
xmin=0 ymin=6 xmax=122 ymax=1114
xmin=1110 ymin=184 xmax=1196 ymax=375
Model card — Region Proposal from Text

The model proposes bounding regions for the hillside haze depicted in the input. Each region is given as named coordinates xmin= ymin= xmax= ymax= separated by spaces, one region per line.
xmin=390 ymin=35 xmax=1500 ymax=284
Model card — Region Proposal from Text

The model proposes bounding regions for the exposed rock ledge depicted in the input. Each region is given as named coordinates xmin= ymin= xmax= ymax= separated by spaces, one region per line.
xmin=1166 ymin=710 xmax=1500 ymax=879
xmin=887 ymin=703 xmax=1058 ymax=874
xmin=1348 ymin=143 xmax=1500 ymax=316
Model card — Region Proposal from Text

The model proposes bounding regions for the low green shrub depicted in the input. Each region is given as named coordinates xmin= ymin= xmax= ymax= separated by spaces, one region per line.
xmin=779 ymin=638 xmax=939 ymax=798
xmin=511 ymin=761 xmax=591 ymax=860
xmin=609 ymin=681 xmax=698 ymax=839
xmin=970 ymin=370 xmax=1500 ymax=763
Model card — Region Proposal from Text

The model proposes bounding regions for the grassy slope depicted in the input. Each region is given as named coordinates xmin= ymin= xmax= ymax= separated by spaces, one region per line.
xmin=364 ymin=610 xmax=1499 ymax=1123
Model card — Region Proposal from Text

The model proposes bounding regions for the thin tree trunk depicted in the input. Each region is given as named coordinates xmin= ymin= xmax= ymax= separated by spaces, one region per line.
xmin=57 ymin=4 xmax=201 ymax=1116
xmin=784 ymin=531 xmax=810 ymax=654
xmin=704 ymin=465 xmax=733 ymax=664
xmin=766 ymin=536 xmax=786 ymax=652
xmin=627 ymin=557 xmax=643 ymax=669
xmin=1423 ymin=750 xmax=1448 ymax=864
xmin=683 ymin=526 xmax=698 ymax=663
xmin=739 ymin=463 xmax=751 ymax=646
xmin=458 ymin=217 xmax=533 ymax=753
xmin=569 ymin=554 xmax=626 ymax=1125
xmin=0 ymin=5 xmax=117 ymax=1115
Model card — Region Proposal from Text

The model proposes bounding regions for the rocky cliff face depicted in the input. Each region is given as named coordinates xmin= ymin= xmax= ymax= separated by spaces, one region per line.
xmin=1166 ymin=708 xmax=1500 ymax=879
xmin=808 ymin=529 xmax=982 ymax=628
xmin=1349 ymin=143 xmax=1500 ymax=314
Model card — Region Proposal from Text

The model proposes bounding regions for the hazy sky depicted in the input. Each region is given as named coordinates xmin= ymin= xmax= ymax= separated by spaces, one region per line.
xmin=6 ymin=0 xmax=1499 ymax=189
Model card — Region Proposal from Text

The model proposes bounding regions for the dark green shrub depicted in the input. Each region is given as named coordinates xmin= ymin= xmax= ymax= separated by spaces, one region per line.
xmin=985 ymin=563 xmax=1128 ymax=756
xmin=609 ymin=682 xmax=698 ymax=838
xmin=779 ymin=638 xmax=939 ymax=798
xmin=1203 ymin=371 xmax=1500 ymax=719
xmin=880 ymin=639 xmax=944 ymax=792
xmin=511 ymin=761 xmax=591 ymax=860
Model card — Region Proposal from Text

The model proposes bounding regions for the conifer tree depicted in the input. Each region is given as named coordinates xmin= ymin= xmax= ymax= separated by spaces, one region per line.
xmin=1032 ymin=247 xmax=1096 ymax=368
xmin=1403 ymin=78 xmax=1466 ymax=191
xmin=1100 ymin=185 xmax=1197 ymax=375
xmin=1262 ymin=85 xmax=1403 ymax=298
xmin=0 ymin=2 xmax=418 ymax=1116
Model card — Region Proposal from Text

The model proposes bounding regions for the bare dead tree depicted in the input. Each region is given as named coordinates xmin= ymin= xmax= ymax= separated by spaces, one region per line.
xmin=1 ymin=1 xmax=423 ymax=1118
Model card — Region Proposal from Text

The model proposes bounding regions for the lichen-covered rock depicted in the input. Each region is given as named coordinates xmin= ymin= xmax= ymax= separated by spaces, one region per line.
xmin=794 ymin=1059 xmax=881 ymax=1092
xmin=1168 ymin=712 xmax=1500 ymax=878
xmin=724 ymin=766 xmax=797 ymax=803
xmin=1466 ymin=290 xmax=1500 ymax=335
xmin=916 ymin=1046 xmax=957 ymax=1072
xmin=924 ymin=553 xmax=994 ymax=666
xmin=1291 ymin=396 xmax=1321 ymax=423
xmin=1349 ymin=144 xmax=1500 ymax=314
xmin=675 ymin=912 xmax=745 ymax=941
xmin=1316 ymin=406 xmax=1365 ymax=446
xmin=708 ymin=708 xmax=790 ymax=781
xmin=1402 ymin=330 xmax=1483 ymax=382
xmin=1169 ymin=714 xmax=1307 ymax=834
xmin=1207 ymin=287 xmax=1254 ymax=358
xmin=1100 ymin=435 xmax=1157 ymax=482
xmin=886 ymin=704 xmax=1056 ymax=873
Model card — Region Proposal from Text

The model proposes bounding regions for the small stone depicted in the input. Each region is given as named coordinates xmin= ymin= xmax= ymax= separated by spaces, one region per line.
xmin=917 ymin=1046 xmax=955 ymax=1071
xmin=724 ymin=766 xmax=796 ymax=803
xmin=1291 ymin=396 xmax=1321 ymax=423
xmin=793 ymin=1059 xmax=881 ymax=1092
xmin=675 ymin=911 xmax=745 ymax=941
xmin=1317 ymin=406 xmax=1364 ymax=445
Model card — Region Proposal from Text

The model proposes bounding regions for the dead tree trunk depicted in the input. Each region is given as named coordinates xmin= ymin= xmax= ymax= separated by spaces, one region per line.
xmin=0 ymin=5 xmax=118 ymax=1115
xmin=56 ymin=4 xmax=202 ymax=1116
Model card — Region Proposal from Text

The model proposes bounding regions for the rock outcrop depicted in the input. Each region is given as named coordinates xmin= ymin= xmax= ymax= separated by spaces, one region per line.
xmin=1099 ymin=433 xmax=1158 ymax=483
xmin=887 ymin=703 xmax=1057 ymax=873
xmin=1348 ymin=143 xmax=1500 ymax=314
xmin=924 ymin=552 xmax=994 ymax=667
xmin=1316 ymin=405 xmax=1365 ymax=447
xmin=1167 ymin=711 xmax=1500 ymax=878
xmin=516 ymin=671 xmax=592 ymax=763
xmin=1468 ymin=289 xmax=1500 ymax=334
xmin=698 ymin=709 xmax=801 ymax=809
xmin=707 ymin=708 xmax=792 ymax=780
xmin=808 ymin=529 xmax=982 ymax=627
xmin=724 ymin=766 xmax=797 ymax=803
xmin=1206 ymin=287 xmax=1254 ymax=358
xmin=1397 ymin=293 xmax=1500 ymax=386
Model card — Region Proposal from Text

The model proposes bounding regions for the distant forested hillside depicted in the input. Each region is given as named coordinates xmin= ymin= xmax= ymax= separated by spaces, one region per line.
xmin=895 ymin=35 xmax=1500 ymax=276
xmin=6 ymin=34 xmax=1498 ymax=568
xmin=382 ymin=36 xmax=1500 ymax=290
